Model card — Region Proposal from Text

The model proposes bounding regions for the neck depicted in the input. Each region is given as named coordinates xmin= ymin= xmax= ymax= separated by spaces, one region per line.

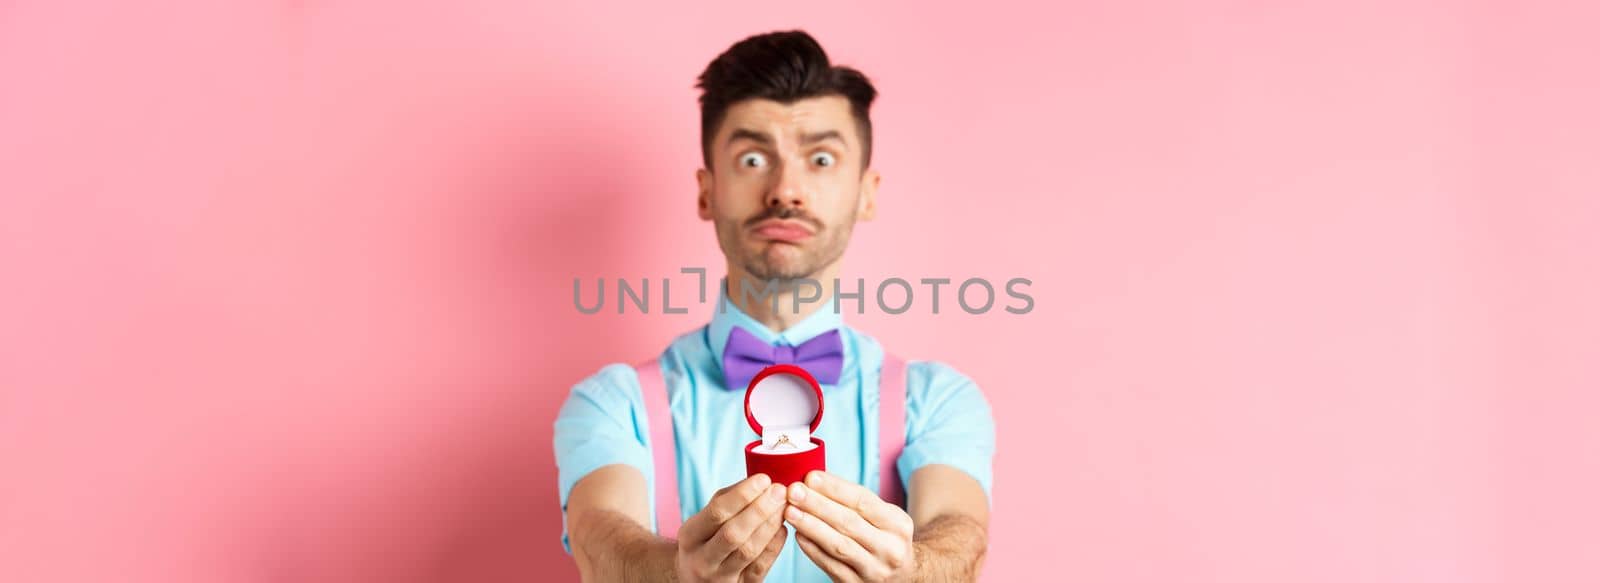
xmin=724 ymin=260 xmax=842 ymax=333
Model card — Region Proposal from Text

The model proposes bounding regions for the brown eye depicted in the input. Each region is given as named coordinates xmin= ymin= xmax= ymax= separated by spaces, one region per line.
xmin=811 ymin=152 xmax=836 ymax=167
xmin=739 ymin=152 xmax=768 ymax=168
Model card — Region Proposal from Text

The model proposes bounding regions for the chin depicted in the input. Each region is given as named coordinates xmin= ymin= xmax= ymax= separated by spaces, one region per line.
xmin=745 ymin=261 xmax=814 ymax=282
xmin=761 ymin=252 xmax=811 ymax=272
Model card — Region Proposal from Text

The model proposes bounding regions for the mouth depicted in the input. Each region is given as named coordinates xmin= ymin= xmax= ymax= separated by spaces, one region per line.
xmin=750 ymin=219 xmax=815 ymax=243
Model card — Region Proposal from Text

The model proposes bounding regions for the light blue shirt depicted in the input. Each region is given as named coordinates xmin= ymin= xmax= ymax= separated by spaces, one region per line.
xmin=553 ymin=293 xmax=995 ymax=582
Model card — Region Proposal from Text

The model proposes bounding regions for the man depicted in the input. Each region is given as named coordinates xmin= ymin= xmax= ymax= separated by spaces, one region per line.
xmin=554 ymin=30 xmax=994 ymax=582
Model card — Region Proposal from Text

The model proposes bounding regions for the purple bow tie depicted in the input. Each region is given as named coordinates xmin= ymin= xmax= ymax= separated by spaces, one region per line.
xmin=721 ymin=326 xmax=844 ymax=390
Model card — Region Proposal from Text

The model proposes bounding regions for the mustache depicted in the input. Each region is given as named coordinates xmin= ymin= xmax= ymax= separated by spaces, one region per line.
xmin=743 ymin=206 xmax=823 ymax=231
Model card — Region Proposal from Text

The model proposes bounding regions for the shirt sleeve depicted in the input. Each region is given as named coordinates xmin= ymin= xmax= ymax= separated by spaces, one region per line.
xmin=897 ymin=360 xmax=996 ymax=500
xmin=553 ymin=362 xmax=652 ymax=553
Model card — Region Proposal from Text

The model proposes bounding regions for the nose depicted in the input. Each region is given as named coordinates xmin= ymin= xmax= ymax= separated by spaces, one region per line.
xmin=764 ymin=162 xmax=808 ymax=211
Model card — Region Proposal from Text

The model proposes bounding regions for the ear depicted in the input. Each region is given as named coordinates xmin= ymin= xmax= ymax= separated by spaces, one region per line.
xmin=857 ymin=168 xmax=881 ymax=221
xmin=696 ymin=168 xmax=714 ymax=221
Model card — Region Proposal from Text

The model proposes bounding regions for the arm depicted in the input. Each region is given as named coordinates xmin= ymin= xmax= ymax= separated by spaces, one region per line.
xmin=565 ymin=464 xmax=677 ymax=582
xmin=783 ymin=359 xmax=995 ymax=582
xmin=783 ymin=467 xmax=988 ymax=583
xmin=905 ymin=464 xmax=990 ymax=581
xmin=556 ymin=365 xmax=788 ymax=582
xmin=567 ymin=464 xmax=790 ymax=583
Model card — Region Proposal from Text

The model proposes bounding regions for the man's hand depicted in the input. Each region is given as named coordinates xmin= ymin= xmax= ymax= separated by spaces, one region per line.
xmin=782 ymin=471 xmax=917 ymax=583
xmin=675 ymin=473 xmax=790 ymax=582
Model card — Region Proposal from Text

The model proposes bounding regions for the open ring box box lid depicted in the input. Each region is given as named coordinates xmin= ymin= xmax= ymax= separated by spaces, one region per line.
xmin=744 ymin=364 xmax=823 ymax=455
xmin=743 ymin=364 xmax=826 ymax=485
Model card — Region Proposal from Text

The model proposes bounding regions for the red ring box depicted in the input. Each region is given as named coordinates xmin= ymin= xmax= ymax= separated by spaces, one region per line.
xmin=743 ymin=364 xmax=826 ymax=486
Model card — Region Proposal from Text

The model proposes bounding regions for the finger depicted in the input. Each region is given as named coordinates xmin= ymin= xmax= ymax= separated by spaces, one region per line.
xmin=740 ymin=522 xmax=788 ymax=583
xmin=788 ymin=480 xmax=899 ymax=557
xmin=701 ymin=483 xmax=787 ymax=569
xmin=805 ymin=471 xmax=914 ymax=536
xmin=716 ymin=489 xmax=787 ymax=573
xmin=784 ymin=504 xmax=879 ymax=577
xmin=796 ymin=532 xmax=862 ymax=583
xmin=680 ymin=474 xmax=771 ymax=544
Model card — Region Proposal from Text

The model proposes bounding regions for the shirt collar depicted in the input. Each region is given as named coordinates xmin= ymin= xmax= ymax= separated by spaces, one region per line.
xmin=708 ymin=283 xmax=845 ymax=366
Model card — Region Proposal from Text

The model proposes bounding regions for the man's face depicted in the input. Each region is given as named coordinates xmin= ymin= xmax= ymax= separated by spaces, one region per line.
xmin=698 ymin=95 xmax=879 ymax=282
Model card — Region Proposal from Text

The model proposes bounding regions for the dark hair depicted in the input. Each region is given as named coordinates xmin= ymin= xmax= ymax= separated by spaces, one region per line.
xmin=695 ymin=30 xmax=878 ymax=169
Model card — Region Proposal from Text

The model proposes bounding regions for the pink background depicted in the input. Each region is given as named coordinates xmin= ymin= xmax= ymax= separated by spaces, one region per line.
xmin=3 ymin=1 xmax=1597 ymax=581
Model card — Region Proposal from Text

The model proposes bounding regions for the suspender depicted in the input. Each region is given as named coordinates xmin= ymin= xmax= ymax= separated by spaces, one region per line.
xmin=633 ymin=353 xmax=910 ymax=538
xmin=635 ymin=358 xmax=679 ymax=537
xmin=877 ymin=353 xmax=909 ymax=508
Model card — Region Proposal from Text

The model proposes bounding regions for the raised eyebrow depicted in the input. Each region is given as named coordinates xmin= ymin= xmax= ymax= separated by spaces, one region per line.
xmin=725 ymin=128 xmax=773 ymax=148
xmin=801 ymin=130 xmax=847 ymax=148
